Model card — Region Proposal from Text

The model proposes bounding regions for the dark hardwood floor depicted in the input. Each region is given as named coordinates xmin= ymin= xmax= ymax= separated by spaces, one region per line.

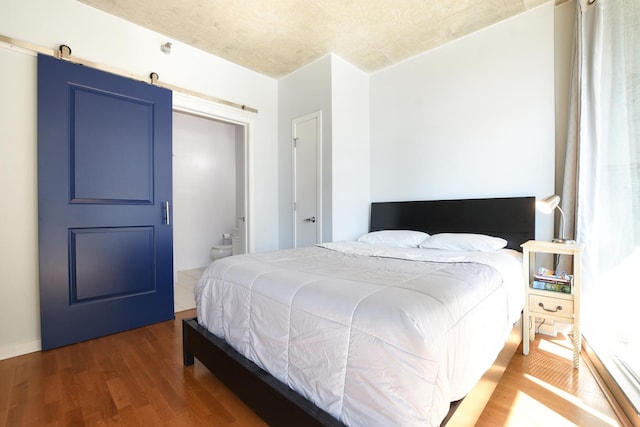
xmin=0 ymin=309 xmax=624 ymax=426
xmin=0 ymin=310 xmax=265 ymax=427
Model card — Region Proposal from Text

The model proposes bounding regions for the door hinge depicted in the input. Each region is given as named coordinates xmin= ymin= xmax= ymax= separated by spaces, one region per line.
xmin=293 ymin=137 xmax=298 ymax=147
xmin=293 ymin=202 xmax=297 ymax=211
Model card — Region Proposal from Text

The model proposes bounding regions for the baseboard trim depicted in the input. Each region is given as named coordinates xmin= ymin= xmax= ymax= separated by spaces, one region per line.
xmin=0 ymin=340 xmax=41 ymax=361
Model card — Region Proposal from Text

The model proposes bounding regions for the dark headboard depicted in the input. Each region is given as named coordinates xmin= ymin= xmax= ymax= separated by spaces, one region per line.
xmin=369 ymin=196 xmax=535 ymax=250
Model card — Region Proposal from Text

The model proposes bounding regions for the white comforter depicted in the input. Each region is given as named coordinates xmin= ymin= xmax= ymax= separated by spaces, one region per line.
xmin=195 ymin=242 xmax=524 ymax=427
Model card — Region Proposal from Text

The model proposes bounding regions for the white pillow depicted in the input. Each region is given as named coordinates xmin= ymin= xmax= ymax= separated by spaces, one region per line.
xmin=357 ymin=230 xmax=430 ymax=248
xmin=418 ymin=233 xmax=507 ymax=252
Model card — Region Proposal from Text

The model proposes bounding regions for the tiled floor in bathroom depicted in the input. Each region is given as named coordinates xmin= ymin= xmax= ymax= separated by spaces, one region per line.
xmin=174 ymin=268 xmax=205 ymax=312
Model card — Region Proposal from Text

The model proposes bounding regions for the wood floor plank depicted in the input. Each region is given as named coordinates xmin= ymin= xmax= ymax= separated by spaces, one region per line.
xmin=0 ymin=309 xmax=622 ymax=426
xmin=476 ymin=335 xmax=622 ymax=426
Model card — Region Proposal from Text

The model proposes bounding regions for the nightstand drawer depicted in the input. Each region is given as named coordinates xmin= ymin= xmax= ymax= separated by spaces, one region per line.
xmin=529 ymin=294 xmax=574 ymax=319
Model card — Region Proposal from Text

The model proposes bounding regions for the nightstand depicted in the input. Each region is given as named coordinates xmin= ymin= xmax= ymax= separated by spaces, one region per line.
xmin=521 ymin=240 xmax=583 ymax=368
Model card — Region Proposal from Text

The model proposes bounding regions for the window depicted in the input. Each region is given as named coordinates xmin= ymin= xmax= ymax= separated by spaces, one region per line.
xmin=568 ymin=0 xmax=640 ymax=422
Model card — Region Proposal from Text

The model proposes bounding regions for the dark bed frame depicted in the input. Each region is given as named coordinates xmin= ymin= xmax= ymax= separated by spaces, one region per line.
xmin=183 ymin=196 xmax=535 ymax=426
xmin=369 ymin=196 xmax=535 ymax=250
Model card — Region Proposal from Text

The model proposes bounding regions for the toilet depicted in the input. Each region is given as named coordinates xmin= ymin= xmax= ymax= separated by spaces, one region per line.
xmin=210 ymin=228 xmax=242 ymax=261
xmin=210 ymin=244 xmax=232 ymax=261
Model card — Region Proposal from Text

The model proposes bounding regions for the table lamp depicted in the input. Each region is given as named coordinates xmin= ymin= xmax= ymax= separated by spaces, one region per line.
xmin=536 ymin=195 xmax=576 ymax=244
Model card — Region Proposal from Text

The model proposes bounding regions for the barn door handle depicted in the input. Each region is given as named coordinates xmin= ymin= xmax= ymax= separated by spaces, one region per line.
xmin=304 ymin=216 xmax=316 ymax=223
xmin=164 ymin=201 xmax=170 ymax=225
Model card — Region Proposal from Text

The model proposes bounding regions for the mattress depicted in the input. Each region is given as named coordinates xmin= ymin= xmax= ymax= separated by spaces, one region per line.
xmin=195 ymin=241 xmax=524 ymax=426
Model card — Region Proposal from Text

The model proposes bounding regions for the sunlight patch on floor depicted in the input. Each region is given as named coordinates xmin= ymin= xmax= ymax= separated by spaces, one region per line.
xmin=508 ymin=390 xmax=576 ymax=426
xmin=538 ymin=337 xmax=573 ymax=361
xmin=524 ymin=374 xmax=619 ymax=426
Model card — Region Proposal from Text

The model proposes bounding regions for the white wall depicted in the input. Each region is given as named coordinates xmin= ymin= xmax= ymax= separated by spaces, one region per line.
xmin=369 ymin=2 xmax=556 ymax=239
xmin=278 ymin=53 xmax=371 ymax=245
xmin=0 ymin=0 xmax=278 ymax=359
xmin=173 ymin=112 xmax=238 ymax=271
xmin=0 ymin=46 xmax=40 ymax=360
xmin=278 ymin=55 xmax=333 ymax=246
xmin=331 ymin=55 xmax=371 ymax=241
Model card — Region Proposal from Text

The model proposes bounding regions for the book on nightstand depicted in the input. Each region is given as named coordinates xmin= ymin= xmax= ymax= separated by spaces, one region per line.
xmin=532 ymin=270 xmax=573 ymax=294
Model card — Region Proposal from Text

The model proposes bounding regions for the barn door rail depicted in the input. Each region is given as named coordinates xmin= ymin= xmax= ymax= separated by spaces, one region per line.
xmin=0 ymin=33 xmax=258 ymax=114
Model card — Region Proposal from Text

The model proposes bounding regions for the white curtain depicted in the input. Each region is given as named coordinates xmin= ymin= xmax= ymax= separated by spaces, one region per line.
xmin=562 ymin=0 xmax=640 ymax=406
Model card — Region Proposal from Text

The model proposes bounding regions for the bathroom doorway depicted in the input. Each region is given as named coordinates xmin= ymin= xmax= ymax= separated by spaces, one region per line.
xmin=171 ymin=97 xmax=251 ymax=312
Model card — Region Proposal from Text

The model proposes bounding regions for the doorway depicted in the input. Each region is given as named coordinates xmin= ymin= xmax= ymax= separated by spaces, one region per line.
xmin=293 ymin=111 xmax=322 ymax=248
xmin=171 ymin=94 xmax=252 ymax=312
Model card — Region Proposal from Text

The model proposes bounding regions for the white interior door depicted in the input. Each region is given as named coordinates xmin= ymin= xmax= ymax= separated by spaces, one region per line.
xmin=293 ymin=111 xmax=322 ymax=248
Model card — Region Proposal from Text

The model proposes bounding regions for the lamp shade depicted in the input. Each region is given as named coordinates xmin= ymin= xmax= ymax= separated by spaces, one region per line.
xmin=536 ymin=195 xmax=560 ymax=214
xmin=536 ymin=194 xmax=575 ymax=244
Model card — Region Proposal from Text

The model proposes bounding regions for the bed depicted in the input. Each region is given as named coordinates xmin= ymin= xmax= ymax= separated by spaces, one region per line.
xmin=183 ymin=196 xmax=535 ymax=426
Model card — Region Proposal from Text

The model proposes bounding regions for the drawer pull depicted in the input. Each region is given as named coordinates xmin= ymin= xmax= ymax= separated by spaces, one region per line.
xmin=538 ymin=302 xmax=563 ymax=313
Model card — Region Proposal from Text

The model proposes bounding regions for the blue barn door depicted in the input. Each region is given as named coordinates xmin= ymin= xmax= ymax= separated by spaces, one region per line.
xmin=37 ymin=54 xmax=174 ymax=350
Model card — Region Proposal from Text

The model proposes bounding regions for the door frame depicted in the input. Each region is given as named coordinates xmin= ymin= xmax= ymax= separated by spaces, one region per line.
xmin=173 ymin=92 xmax=253 ymax=254
xmin=292 ymin=110 xmax=322 ymax=247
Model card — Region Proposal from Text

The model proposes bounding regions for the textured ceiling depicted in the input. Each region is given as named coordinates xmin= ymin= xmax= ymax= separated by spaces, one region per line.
xmin=78 ymin=0 xmax=554 ymax=78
